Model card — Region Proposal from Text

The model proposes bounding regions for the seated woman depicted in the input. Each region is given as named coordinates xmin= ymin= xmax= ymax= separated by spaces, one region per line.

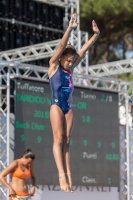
xmin=0 ymin=149 xmax=36 ymax=200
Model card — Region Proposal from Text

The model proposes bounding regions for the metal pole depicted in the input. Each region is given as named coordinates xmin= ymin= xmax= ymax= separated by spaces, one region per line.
xmin=0 ymin=70 xmax=2 ymax=200
xmin=85 ymin=32 xmax=89 ymax=75
xmin=6 ymin=72 xmax=10 ymax=198
xmin=77 ymin=0 xmax=80 ymax=31
xmin=125 ymin=86 xmax=130 ymax=200
xmin=78 ymin=30 xmax=81 ymax=73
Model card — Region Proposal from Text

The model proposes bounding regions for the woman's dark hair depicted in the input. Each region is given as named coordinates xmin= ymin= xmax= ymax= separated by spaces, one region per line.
xmin=23 ymin=149 xmax=35 ymax=160
xmin=62 ymin=44 xmax=77 ymax=57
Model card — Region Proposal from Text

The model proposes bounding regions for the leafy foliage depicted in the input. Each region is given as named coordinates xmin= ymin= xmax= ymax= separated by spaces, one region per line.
xmin=80 ymin=0 xmax=133 ymax=68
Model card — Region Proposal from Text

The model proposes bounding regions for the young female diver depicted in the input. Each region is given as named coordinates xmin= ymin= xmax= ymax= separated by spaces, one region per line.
xmin=0 ymin=149 xmax=36 ymax=200
xmin=48 ymin=13 xmax=100 ymax=192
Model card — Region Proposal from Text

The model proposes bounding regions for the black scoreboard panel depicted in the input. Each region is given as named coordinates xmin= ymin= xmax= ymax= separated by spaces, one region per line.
xmin=15 ymin=79 xmax=119 ymax=187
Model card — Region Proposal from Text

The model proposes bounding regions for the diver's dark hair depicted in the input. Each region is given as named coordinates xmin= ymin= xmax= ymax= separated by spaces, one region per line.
xmin=22 ymin=149 xmax=35 ymax=160
xmin=62 ymin=44 xmax=77 ymax=57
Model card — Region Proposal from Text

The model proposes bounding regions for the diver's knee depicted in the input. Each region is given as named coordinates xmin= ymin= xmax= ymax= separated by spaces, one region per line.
xmin=54 ymin=134 xmax=63 ymax=145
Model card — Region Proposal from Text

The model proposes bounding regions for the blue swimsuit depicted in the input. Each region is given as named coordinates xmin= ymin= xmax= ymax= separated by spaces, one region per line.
xmin=49 ymin=66 xmax=74 ymax=114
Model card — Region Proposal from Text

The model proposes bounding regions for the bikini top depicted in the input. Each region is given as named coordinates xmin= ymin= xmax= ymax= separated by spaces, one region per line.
xmin=10 ymin=159 xmax=31 ymax=179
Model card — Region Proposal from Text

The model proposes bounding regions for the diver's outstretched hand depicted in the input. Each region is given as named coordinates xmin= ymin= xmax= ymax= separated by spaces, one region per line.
xmin=69 ymin=13 xmax=78 ymax=29
xmin=92 ymin=20 xmax=100 ymax=34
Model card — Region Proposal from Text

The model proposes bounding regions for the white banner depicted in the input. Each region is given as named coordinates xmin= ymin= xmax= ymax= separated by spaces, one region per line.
xmin=32 ymin=186 xmax=119 ymax=200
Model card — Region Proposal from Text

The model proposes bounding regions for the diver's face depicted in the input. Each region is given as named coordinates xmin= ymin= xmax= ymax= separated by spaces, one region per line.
xmin=60 ymin=54 xmax=77 ymax=71
xmin=23 ymin=157 xmax=33 ymax=166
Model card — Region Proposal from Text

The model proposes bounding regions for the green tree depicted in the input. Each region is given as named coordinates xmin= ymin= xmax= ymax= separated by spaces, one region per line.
xmin=80 ymin=0 xmax=133 ymax=66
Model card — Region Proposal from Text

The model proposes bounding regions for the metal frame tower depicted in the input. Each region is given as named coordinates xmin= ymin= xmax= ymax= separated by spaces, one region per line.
xmin=0 ymin=60 xmax=132 ymax=200
xmin=0 ymin=0 xmax=132 ymax=200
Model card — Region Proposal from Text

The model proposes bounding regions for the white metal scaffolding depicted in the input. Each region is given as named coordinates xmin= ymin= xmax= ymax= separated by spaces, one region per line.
xmin=0 ymin=60 xmax=133 ymax=200
xmin=0 ymin=0 xmax=133 ymax=200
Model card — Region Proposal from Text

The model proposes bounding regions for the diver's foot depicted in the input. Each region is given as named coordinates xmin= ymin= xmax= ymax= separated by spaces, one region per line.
xmin=59 ymin=173 xmax=71 ymax=192
xmin=66 ymin=173 xmax=73 ymax=192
